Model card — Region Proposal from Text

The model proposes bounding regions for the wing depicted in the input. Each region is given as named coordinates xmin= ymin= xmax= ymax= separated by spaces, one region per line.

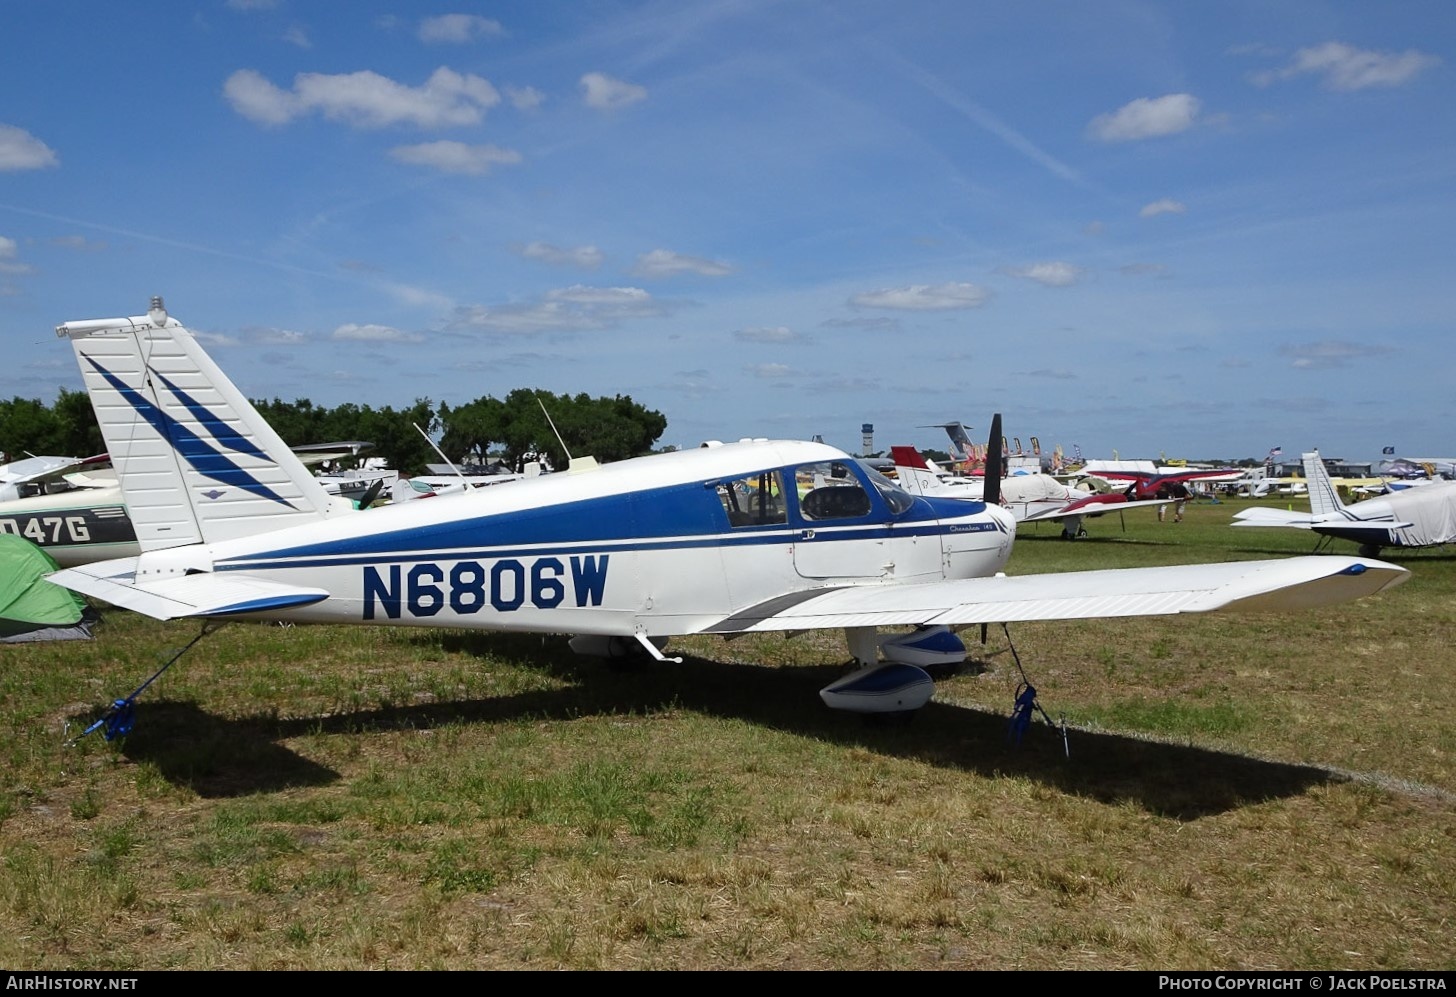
xmin=703 ymin=556 xmax=1408 ymax=634
xmin=49 ymin=559 xmax=329 ymax=619
xmin=290 ymin=441 xmax=376 ymax=467
xmin=1019 ymin=496 xmax=1169 ymax=524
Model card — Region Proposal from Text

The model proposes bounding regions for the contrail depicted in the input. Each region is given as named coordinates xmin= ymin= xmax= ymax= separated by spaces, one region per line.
xmin=0 ymin=200 xmax=346 ymax=281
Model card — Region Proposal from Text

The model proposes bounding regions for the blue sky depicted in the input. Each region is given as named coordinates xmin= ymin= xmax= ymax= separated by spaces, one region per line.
xmin=2 ymin=1 xmax=1451 ymax=464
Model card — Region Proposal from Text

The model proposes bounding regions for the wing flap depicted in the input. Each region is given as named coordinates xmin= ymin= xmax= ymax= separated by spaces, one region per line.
xmin=702 ymin=556 xmax=1408 ymax=634
xmin=49 ymin=560 xmax=328 ymax=620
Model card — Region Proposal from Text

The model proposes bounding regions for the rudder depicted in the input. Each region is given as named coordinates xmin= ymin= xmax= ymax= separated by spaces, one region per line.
xmin=56 ymin=297 xmax=352 ymax=552
xmin=1302 ymin=450 xmax=1346 ymax=518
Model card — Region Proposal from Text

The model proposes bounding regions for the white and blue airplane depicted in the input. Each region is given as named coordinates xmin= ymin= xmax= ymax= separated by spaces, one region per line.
xmin=1233 ymin=449 xmax=1456 ymax=556
xmin=48 ymin=299 xmax=1409 ymax=725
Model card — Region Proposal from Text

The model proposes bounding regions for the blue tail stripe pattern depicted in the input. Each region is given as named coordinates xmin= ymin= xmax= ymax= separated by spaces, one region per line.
xmin=152 ymin=369 xmax=272 ymax=462
xmin=84 ymin=356 xmax=297 ymax=508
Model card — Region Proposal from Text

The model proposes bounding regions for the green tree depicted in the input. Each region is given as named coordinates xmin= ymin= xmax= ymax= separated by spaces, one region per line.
xmin=436 ymin=389 xmax=667 ymax=470
xmin=52 ymin=389 xmax=104 ymax=456
xmin=0 ymin=397 xmax=62 ymax=459
xmin=253 ymin=398 xmax=330 ymax=448
xmin=438 ymin=397 xmax=509 ymax=467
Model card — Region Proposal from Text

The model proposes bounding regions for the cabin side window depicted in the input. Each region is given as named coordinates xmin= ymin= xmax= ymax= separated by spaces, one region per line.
xmin=718 ymin=470 xmax=787 ymax=527
xmin=795 ymin=461 xmax=873 ymax=521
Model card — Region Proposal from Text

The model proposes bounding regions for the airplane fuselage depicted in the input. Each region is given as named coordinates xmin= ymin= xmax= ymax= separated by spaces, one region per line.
xmin=0 ymin=486 xmax=139 ymax=567
xmin=124 ymin=440 xmax=1016 ymax=638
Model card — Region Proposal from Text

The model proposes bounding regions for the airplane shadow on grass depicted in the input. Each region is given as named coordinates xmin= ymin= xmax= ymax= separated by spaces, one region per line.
xmin=80 ymin=629 xmax=1339 ymax=821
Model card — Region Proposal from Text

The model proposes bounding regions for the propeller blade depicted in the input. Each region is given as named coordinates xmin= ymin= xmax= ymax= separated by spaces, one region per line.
xmin=358 ymin=478 xmax=385 ymax=510
xmin=983 ymin=413 xmax=1003 ymax=507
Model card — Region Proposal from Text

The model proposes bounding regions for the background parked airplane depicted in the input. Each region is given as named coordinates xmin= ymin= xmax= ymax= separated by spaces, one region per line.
xmin=0 ymin=443 xmax=383 ymax=567
xmin=46 ymin=299 xmax=1409 ymax=734
xmin=1068 ymin=462 xmax=1244 ymax=500
xmin=0 ymin=453 xmax=111 ymax=502
xmin=889 ymin=446 xmax=1167 ymax=538
xmin=1232 ymin=449 xmax=1456 ymax=556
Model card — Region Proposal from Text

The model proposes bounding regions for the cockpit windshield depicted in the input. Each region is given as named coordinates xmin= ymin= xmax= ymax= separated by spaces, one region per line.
xmin=860 ymin=464 xmax=917 ymax=515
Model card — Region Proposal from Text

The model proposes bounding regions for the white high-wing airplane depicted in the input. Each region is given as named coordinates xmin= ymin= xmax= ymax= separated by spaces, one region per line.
xmin=1232 ymin=449 xmax=1456 ymax=556
xmin=0 ymin=453 xmax=110 ymax=502
xmin=47 ymin=299 xmax=1409 ymax=728
xmin=889 ymin=446 xmax=1168 ymax=539
xmin=0 ymin=455 xmax=138 ymax=567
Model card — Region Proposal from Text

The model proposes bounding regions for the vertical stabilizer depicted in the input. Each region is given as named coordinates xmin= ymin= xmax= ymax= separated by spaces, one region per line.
xmin=56 ymin=298 xmax=352 ymax=552
xmin=889 ymin=446 xmax=942 ymax=497
xmin=1302 ymin=450 xmax=1346 ymax=518
xmin=939 ymin=422 xmax=974 ymax=462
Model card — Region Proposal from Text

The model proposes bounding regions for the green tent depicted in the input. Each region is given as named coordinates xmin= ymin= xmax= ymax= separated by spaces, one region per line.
xmin=0 ymin=534 xmax=94 ymax=642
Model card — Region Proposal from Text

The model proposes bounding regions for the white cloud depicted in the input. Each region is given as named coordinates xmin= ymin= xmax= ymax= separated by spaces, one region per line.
xmin=1001 ymin=261 xmax=1084 ymax=287
xmin=332 ymin=323 xmax=425 ymax=343
xmin=1279 ymin=340 xmax=1395 ymax=369
xmin=449 ymin=285 xmax=665 ymax=335
xmin=747 ymin=363 xmax=792 ymax=378
xmin=631 ymin=249 xmax=733 ymax=278
xmin=518 ymin=242 xmax=604 ymax=269
xmin=1119 ymin=263 xmax=1167 ymax=277
xmin=0 ymin=124 xmax=58 ymax=171
xmin=48 ymin=235 xmax=106 ymax=252
xmin=849 ymin=282 xmax=990 ymax=311
xmin=505 ymin=86 xmax=545 ymax=111
xmin=222 ymin=70 xmax=298 ymax=126
xmin=0 ymin=235 xmax=32 ymax=275
xmin=1139 ymin=198 xmax=1187 ymax=218
xmin=389 ymin=141 xmax=521 ymax=175
xmin=1250 ymin=42 xmax=1439 ymax=91
xmin=225 ymin=67 xmax=500 ymax=128
xmin=734 ymin=327 xmax=800 ymax=343
xmin=549 ymin=285 xmax=652 ymax=307
xmin=418 ymin=14 xmax=503 ymax=44
xmin=190 ymin=330 xmax=242 ymax=348
xmin=1087 ymin=94 xmax=1201 ymax=142
xmin=821 ymin=315 xmax=898 ymax=331
xmin=580 ymin=72 xmax=647 ymax=110
xmin=283 ymin=25 xmax=311 ymax=49
xmin=247 ymin=327 xmax=307 ymax=345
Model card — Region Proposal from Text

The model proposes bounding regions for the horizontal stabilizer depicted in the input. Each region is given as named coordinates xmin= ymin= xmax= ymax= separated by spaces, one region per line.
xmin=1232 ymin=508 xmax=1415 ymax=531
xmin=1230 ymin=508 xmax=1319 ymax=528
xmin=49 ymin=560 xmax=328 ymax=620
xmin=702 ymin=556 xmax=1409 ymax=633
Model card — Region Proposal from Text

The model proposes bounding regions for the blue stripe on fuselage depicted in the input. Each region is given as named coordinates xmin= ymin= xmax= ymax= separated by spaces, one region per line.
xmin=214 ymin=479 xmax=994 ymax=572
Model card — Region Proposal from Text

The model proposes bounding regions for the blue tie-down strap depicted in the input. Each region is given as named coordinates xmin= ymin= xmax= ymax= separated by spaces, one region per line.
xmin=1007 ymin=682 xmax=1038 ymax=746
xmin=68 ymin=697 xmax=138 ymax=746
xmin=104 ymin=699 xmax=137 ymax=741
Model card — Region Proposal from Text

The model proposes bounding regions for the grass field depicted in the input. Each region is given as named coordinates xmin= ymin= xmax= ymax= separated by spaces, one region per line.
xmin=1 ymin=496 xmax=1452 ymax=970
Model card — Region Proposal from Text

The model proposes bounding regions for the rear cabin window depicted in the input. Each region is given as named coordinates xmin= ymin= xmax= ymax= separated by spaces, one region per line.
xmin=718 ymin=470 xmax=787 ymax=527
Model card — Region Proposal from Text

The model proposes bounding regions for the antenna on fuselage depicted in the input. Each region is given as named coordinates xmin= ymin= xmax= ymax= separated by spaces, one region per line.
xmin=537 ymin=395 xmax=573 ymax=465
xmin=414 ymin=422 xmax=466 ymax=485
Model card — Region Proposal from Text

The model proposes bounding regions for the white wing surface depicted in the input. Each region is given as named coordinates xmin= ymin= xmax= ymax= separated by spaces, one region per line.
xmin=703 ymin=556 xmax=1407 ymax=634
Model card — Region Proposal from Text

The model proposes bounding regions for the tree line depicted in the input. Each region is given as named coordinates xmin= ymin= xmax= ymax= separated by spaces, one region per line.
xmin=1 ymin=389 xmax=669 ymax=474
